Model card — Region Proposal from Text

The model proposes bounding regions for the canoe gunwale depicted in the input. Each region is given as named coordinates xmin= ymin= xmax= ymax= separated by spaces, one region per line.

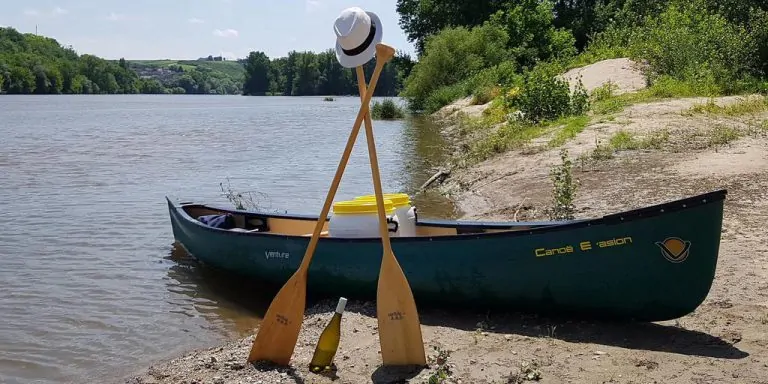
xmin=167 ymin=189 xmax=727 ymax=243
xmin=184 ymin=202 xmax=575 ymax=229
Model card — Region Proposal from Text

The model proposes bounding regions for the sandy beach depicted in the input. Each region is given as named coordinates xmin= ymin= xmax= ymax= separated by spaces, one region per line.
xmin=125 ymin=59 xmax=768 ymax=384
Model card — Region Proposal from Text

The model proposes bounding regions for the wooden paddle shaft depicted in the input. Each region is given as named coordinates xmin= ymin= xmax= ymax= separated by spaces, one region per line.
xmin=354 ymin=67 xmax=394 ymax=250
xmin=296 ymin=45 xmax=394 ymax=272
xmin=246 ymin=44 xmax=396 ymax=366
xmin=355 ymin=65 xmax=427 ymax=366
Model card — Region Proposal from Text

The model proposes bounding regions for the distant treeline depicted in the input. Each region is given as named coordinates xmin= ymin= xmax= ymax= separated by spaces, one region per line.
xmin=0 ymin=27 xmax=245 ymax=95
xmin=241 ymin=49 xmax=414 ymax=97
xmin=0 ymin=26 xmax=414 ymax=97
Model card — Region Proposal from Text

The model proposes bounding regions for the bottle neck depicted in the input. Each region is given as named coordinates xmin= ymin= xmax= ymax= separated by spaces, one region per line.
xmin=335 ymin=297 xmax=347 ymax=314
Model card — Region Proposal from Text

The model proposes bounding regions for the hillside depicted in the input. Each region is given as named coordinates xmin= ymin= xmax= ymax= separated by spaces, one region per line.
xmin=128 ymin=59 xmax=244 ymax=95
xmin=132 ymin=59 xmax=245 ymax=79
xmin=0 ymin=26 xmax=243 ymax=95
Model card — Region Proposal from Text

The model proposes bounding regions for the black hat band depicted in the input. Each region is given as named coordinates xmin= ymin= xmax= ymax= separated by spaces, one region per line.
xmin=341 ymin=22 xmax=376 ymax=57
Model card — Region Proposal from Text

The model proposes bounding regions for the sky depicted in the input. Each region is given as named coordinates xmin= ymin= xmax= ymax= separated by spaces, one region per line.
xmin=0 ymin=0 xmax=416 ymax=60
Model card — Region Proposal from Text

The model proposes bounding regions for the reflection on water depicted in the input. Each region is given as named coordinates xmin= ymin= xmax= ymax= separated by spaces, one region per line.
xmin=164 ymin=242 xmax=273 ymax=337
xmin=369 ymin=114 xmax=459 ymax=219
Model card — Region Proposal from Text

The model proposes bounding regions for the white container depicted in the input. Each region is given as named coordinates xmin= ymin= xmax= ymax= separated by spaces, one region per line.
xmin=328 ymin=199 xmax=397 ymax=238
xmin=354 ymin=193 xmax=417 ymax=237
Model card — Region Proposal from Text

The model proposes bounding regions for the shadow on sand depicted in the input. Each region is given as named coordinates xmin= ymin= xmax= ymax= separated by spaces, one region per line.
xmin=370 ymin=364 xmax=424 ymax=383
xmin=165 ymin=242 xmax=748 ymax=363
xmin=416 ymin=307 xmax=748 ymax=360
xmin=250 ymin=362 xmax=307 ymax=384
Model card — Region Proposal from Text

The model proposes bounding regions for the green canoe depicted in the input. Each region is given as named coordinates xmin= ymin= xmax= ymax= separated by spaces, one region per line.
xmin=166 ymin=189 xmax=726 ymax=322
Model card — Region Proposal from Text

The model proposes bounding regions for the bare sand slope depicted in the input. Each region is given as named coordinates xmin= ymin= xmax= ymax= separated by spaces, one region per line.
xmin=444 ymin=95 xmax=767 ymax=221
xmin=561 ymin=58 xmax=648 ymax=95
xmin=434 ymin=96 xmax=492 ymax=122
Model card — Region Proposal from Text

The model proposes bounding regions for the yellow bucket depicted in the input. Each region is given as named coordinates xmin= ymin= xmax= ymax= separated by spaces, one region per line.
xmin=332 ymin=198 xmax=395 ymax=215
xmin=354 ymin=193 xmax=411 ymax=209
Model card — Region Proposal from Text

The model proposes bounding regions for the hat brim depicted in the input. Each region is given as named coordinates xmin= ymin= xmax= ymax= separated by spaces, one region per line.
xmin=335 ymin=11 xmax=383 ymax=69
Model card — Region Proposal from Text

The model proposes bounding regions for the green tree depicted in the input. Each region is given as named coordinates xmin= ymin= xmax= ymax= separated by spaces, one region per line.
xmin=242 ymin=51 xmax=271 ymax=95
xmin=401 ymin=21 xmax=510 ymax=110
xmin=7 ymin=65 xmax=35 ymax=93
xmin=490 ymin=0 xmax=577 ymax=69
xmin=396 ymin=0 xmax=512 ymax=55
xmin=291 ymin=52 xmax=319 ymax=96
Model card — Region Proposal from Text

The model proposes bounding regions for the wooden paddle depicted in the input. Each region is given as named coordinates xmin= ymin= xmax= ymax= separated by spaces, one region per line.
xmin=246 ymin=43 xmax=396 ymax=366
xmin=355 ymin=55 xmax=427 ymax=366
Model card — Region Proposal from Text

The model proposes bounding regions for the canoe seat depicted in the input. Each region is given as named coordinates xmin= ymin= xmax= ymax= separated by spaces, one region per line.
xmin=245 ymin=217 xmax=270 ymax=232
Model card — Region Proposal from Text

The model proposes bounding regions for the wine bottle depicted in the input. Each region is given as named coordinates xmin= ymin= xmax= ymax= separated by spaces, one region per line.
xmin=309 ymin=297 xmax=347 ymax=373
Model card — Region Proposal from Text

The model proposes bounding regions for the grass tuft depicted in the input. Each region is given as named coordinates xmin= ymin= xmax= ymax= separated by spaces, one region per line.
xmin=371 ymin=99 xmax=406 ymax=120
xmin=547 ymin=115 xmax=590 ymax=147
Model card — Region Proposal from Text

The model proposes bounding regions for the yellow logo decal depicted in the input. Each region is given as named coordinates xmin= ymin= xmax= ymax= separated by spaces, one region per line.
xmin=655 ymin=237 xmax=691 ymax=263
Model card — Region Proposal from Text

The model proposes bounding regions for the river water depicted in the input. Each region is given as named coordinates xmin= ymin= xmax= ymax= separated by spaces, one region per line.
xmin=0 ymin=95 xmax=456 ymax=384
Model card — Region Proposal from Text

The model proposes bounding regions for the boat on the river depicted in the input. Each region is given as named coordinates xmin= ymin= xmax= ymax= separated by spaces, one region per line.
xmin=166 ymin=188 xmax=727 ymax=322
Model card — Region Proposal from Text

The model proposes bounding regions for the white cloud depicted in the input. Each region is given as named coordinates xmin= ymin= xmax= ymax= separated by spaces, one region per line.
xmin=305 ymin=0 xmax=322 ymax=12
xmin=213 ymin=28 xmax=238 ymax=38
xmin=23 ymin=7 xmax=68 ymax=17
xmin=188 ymin=17 xmax=205 ymax=24
xmin=106 ymin=12 xmax=127 ymax=21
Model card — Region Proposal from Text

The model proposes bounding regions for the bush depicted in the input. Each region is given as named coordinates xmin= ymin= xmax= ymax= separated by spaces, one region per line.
xmin=371 ymin=99 xmax=406 ymax=119
xmin=571 ymin=0 xmax=768 ymax=94
xmin=401 ymin=22 xmax=510 ymax=112
xmin=423 ymin=82 xmax=468 ymax=114
xmin=471 ymin=86 xmax=499 ymax=105
xmin=548 ymin=149 xmax=579 ymax=221
xmin=489 ymin=0 xmax=578 ymax=68
xmin=629 ymin=1 xmax=755 ymax=92
xmin=567 ymin=24 xmax=634 ymax=69
xmin=465 ymin=61 xmax=521 ymax=105
xmin=502 ymin=62 xmax=589 ymax=123
xmin=746 ymin=9 xmax=768 ymax=76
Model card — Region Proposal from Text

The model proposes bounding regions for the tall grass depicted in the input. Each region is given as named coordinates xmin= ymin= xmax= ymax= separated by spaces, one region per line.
xmin=371 ymin=99 xmax=406 ymax=120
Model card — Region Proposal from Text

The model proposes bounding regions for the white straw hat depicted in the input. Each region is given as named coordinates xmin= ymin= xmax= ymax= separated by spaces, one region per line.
xmin=333 ymin=7 xmax=383 ymax=68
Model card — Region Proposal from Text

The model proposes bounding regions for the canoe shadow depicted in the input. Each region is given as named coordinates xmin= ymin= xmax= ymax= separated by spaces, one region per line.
xmin=165 ymin=242 xmax=747 ymax=361
xmin=416 ymin=307 xmax=749 ymax=360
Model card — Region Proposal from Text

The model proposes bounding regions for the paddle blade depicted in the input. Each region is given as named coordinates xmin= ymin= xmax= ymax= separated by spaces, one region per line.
xmin=247 ymin=271 xmax=308 ymax=365
xmin=376 ymin=252 xmax=427 ymax=366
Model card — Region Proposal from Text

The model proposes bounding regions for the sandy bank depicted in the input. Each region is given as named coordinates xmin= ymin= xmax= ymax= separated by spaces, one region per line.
xmin=431 ymin=89 xmax=768 ymax=382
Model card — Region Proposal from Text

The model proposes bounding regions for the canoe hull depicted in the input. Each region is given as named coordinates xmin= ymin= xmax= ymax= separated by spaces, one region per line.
xmin=167 ymin=190 xmax=726 ymax=322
